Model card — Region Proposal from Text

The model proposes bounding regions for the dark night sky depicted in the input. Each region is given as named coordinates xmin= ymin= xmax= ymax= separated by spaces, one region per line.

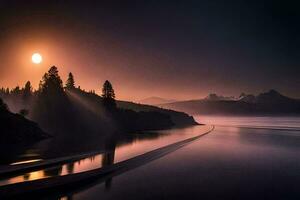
xmin=0 ymin=0 xmax=299 ymax=100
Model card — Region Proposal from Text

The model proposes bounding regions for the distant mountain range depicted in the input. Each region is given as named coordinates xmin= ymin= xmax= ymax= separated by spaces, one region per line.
xmin=139 ymin=97 xmax=177 ymax=105
xmin=204 ymin=93 xmax=236 ymax=101
xmin=160 ymin=90 xmax=300 ymax=116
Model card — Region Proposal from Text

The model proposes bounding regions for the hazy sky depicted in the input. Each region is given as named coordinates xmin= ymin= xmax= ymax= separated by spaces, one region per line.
xmin=0 ymin=0 xmax=299 ymax=101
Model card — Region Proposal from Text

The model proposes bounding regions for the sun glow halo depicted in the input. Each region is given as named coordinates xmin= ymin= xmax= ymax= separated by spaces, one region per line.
xmin=32 ymin=53 xmax=42 ymax=64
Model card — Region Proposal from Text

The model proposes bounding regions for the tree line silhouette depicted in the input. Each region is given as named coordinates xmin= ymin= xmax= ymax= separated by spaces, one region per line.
xmin=1 ymin=66 xmax=117 ymax=114
xmin=0 ymin=66 xmax=173 ymax=138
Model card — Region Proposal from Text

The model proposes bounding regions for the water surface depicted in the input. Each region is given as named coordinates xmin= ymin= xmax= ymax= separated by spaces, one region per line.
xmin=0 ymin=125 xmax=212 ymax=186
xmin=195 ymin=115 xmax=300 ymax=130
xmin=2 ymin=116 xmax=300 ymax=200
xmin=57 ymin=122 xmax=300 ymax=200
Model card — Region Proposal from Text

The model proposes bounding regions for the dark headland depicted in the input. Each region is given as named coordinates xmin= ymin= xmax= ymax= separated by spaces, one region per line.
xmin=0 ymin=66 xmax=197 ymax=144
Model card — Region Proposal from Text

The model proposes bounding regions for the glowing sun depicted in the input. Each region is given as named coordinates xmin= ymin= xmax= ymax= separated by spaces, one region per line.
xmin=32 ymin=53 xmax=42 ymax=64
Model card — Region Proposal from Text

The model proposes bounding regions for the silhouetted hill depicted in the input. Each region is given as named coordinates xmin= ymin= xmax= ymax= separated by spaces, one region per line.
xmin=68 ymin=89 xmax=197 ymax=131
xmin=161 ymin=90 xmax=300 ymax=116
xmin=0 ymin=66 xmax=198 ymax=138
xmin=117 ymin=100 xmax=198 ymax=126
xmin=0 ymin=87 xmax=197 ymax=138
xmin=64 ymin=89 xmax=175 ymax=134
xmin=139 ymin=97 xmax=176 ymax=105
xmin=0 ymin=98 xmax=48 ymax=143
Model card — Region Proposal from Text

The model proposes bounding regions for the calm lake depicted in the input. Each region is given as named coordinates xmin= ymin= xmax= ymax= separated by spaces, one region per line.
xmin=58 ymin=116 xmax=300 ymax=200
xmin=1 ymin=116 xmax=300 ymax=199
xmin=0 ymin=124 xmax=212 ymax=186
xmin=195 ymin=115 xmax=300 ymax=130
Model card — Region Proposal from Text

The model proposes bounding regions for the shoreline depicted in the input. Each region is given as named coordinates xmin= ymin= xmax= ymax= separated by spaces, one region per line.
xmin=0 ymin=125 xmax=214 ymax=198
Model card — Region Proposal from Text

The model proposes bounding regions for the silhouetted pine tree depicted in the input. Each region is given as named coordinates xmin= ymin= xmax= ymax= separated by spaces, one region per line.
xmin=23 ymin=81 xmax=32 ymax=94
xmin=22 ymin=81 xmax=32 ymax=105
xmin=65 ymin=72 xmax=75 ymax=89
xmin=11 ymin=86 xmax=21 ymax=95
xmin=33 ymin=66 xmax=72 ymax=132
xmin=102 ymin=80 xmax=116 ymax=110
xmin=39 ymin=66 xmax=64 ymax=95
